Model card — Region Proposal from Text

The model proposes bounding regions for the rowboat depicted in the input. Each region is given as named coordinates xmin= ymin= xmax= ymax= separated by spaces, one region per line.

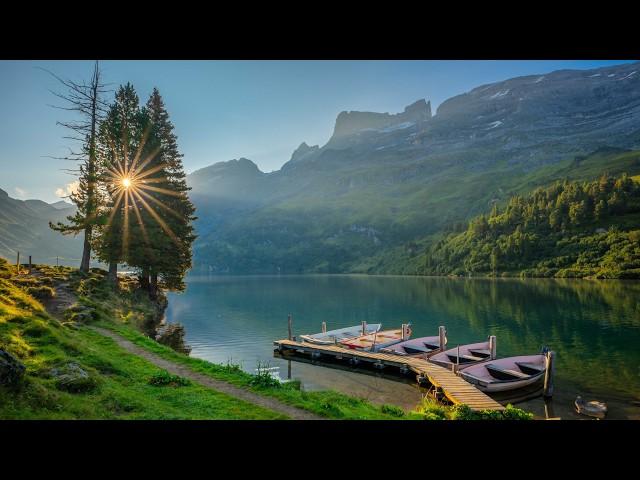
xmin=379 ymin=335 xmax=446 ymax=358
xmin=428 ymin=340 xmax=494 ymax=370
xmin=458 ymin=354 xmax=546 ymax=392
xmin=339 ymin=326 xmax=410 ymax=352
xmin=299 ymin=323 xmax=381 ymax=345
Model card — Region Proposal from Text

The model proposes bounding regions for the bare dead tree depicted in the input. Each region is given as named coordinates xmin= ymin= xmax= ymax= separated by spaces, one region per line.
xmin=43 ymin=61 xmax=111 ymax=272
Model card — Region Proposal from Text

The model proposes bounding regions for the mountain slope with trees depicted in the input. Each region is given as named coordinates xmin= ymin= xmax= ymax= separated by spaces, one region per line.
xmin=188 ymin=61 xmax=640 ymax=274
xmin=422 ymin=173 xmax=640 ymax=278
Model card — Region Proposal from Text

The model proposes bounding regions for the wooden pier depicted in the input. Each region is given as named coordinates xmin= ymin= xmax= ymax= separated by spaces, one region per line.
xmin=274 ymin=339 xmax=505 ymax=411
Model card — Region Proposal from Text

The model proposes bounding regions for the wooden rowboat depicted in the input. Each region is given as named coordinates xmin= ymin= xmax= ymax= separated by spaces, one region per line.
xmin=428 ymin=340 xmax=493 ymax=371
xmin=339 ymin=327 xmax=409 ymax=352
xmin=299 ymin=323 xmax=381 ymax=345
xmin=379 ymin=335 xmax=446 ymax=358
xmin=458 ymin=354 xmax=546 ymax=392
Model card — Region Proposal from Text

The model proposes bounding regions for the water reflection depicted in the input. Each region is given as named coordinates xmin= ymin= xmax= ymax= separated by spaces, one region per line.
xmin=166 ymin=275 xmax=640 ymax=419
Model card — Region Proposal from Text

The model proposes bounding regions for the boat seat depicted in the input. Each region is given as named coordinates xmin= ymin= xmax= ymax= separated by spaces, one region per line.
xmin=423 ymin=343 xmax=439 ymax=350
xmin=468 ymin=348 xmax=491 ymax=358
xmin=447 ymin=353 xmax=484 ymax=363
xmin=515 ymin=362 xmax=545 ymax=375
xmin=402 ymin=345 xmax=430 ymax=354
xmin=486 ymin=364 xmax=530 ymax=379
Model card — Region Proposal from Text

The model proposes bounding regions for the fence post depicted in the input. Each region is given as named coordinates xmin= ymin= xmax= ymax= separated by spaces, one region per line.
xmin=288 ymin=314 xmax=292 ymax=341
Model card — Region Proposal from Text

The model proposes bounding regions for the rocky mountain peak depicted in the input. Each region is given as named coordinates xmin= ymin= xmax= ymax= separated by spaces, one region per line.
xmin=331 ymin=99 xmax=432 ymax=139
xmin=289 ymin=142 xmax=320 ymax=163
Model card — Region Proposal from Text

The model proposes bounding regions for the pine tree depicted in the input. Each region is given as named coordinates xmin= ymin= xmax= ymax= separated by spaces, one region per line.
xmin=123 ymin=88 xmax=196 ymax=298
xmin=94 ymin=84 xmax=145 ymax=284
xmin=146 ymin=89 xmax=196 ymax=296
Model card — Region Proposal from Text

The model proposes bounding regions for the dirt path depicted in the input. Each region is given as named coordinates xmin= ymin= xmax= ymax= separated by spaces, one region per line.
xmin=90 ymin=326 xmax=322 ymax=420
xmin=29 ymin=268 xmax=321 ymax=419
xmin=30 ymin=269 xmax=77 ymax=319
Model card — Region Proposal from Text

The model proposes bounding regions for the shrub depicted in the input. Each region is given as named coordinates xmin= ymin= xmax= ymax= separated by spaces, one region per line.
xmin=148 ymin=370 xmax=190 ymax=387
xmin=26 ymin=286 xmax=55 ymax=300
xmin=381 ymin=404 xmax=405 ymax=417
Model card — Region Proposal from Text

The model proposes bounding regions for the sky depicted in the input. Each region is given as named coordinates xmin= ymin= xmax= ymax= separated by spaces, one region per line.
xmin=0 ymin=60 xmax=635 ymax=203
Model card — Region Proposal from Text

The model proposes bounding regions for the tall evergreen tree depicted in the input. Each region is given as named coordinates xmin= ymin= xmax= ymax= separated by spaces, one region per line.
xmin=136 ymin=88 xmax=196 ymax=298
xmin=94 ymin=84 xmax=145 ymax=284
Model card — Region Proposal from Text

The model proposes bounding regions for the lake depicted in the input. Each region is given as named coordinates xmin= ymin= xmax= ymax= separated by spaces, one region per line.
xmin=166 ymin=275 xmax=640 ymax=420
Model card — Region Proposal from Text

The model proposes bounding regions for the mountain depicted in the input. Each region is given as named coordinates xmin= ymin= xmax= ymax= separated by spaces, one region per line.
xmin=188 ymin=61 xmax=640 ymax=274
xmin=0 ymin=189 xmax=83 ymax=265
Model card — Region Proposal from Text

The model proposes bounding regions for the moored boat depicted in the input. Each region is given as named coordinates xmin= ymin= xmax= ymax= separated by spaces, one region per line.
xmin=299 ymin=323 xmax=381 ymax=345
xmin=428 ymin=339 xmax=494 ymax=371
xmin=379 ymin=335 xmax=446 ymax=358
xmin=339 ymin=325 xmax=411 ymax=352
xmin=458 ymin=354 xmax=546 ymax=392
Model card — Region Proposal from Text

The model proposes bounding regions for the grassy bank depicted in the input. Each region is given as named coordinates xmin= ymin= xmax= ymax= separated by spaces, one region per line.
xmin=1 ymin=259 xmax=531 ymax=420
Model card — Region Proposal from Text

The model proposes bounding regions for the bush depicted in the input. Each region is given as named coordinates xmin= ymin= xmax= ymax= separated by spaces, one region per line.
xmin=148 ymin=370 xmax=190 ymax=387
xmin=381 ymin=404 xmax=405 ymax=417
xmin=26 ymin=286 xmax=55 ymax=300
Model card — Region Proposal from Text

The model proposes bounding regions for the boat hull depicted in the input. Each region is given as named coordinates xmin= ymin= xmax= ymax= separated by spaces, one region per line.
xmin=300 ymin=323 xmax=381 ymax=345
xmin=380 ymin=335 xmax=445 ymax=358
xmin=428 ymin=341 xmax=493 ymax=371
xmin=339 ymin=329 xmax=407 ymax=352
xmin=458 ymin=354 xmax=547 ymax=392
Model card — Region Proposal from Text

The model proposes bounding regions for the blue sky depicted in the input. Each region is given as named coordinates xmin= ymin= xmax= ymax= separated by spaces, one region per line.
xmin=0 ymin=60 xmax=634 ymax=203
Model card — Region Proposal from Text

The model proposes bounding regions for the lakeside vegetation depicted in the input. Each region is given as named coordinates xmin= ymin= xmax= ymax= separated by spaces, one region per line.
xmin=423 ymin=173 xmax=640 ymax=278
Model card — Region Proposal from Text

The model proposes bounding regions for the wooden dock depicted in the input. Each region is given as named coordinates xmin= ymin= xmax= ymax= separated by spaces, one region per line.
xmin=274 ymin=339 xmax=505 ymax=411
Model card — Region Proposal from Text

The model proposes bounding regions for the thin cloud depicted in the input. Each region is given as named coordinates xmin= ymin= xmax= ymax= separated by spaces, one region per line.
xmin=14 ymin=187 xmax=27 ymax=198
xmin=55 ymin=180 xmax=80 ymax=198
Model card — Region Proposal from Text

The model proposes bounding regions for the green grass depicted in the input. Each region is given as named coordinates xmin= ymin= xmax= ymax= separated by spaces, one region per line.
xmin=0 ymin=260 xmax=285 ymax=419
xmin=98 ymin=320 xmax=426 ymax=420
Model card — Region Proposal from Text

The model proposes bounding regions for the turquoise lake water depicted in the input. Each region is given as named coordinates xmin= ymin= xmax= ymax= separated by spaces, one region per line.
xmin=166 ymin=275 xmax=640 ymax=419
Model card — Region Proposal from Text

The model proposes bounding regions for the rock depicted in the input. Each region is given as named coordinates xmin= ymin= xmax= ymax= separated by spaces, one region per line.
xmin=575 ymin=395 xmax=607 ymax=419
xmin=156 ymin=323 xmax=192 ymax=355
xmin=0 ymin=349 xmax=26 ymax=386
xmin=63 ymin=304 xmax=96 ymax=324
xmin=50 ymin=362 xmax=97 ymax=393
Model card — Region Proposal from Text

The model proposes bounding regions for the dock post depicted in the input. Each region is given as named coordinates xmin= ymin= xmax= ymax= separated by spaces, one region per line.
xmin=361 ymin=321 xmax=366 ymax=335
xmin=321 ymin=321 xmax=327 ymax=333
xmin=401 ymin=323 xmax=407 ymax=341
xmin=438 ymin=326 xmax=446 ymax=351
xmin=288 ymin=314 xmax=292 ymax=341
xmin=489 ymin=335 xmax=497 ymax=360
xmin=454 ymin=345 xmax=460 ymax=373
xmin=543 ymin=351 xmax=556 ymax=398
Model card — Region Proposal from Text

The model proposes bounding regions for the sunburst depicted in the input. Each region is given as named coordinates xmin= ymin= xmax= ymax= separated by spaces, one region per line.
xmin=103 ymin=130 xmax=183 ymax=257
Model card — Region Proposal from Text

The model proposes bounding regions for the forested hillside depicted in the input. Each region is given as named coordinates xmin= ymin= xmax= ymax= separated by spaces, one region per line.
xmin=423 ymin=174 xmax=640 ymax=278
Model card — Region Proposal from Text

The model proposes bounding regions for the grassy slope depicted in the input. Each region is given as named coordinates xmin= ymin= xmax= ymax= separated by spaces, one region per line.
xmin=0 ymin=260 xmax=286 ymax=419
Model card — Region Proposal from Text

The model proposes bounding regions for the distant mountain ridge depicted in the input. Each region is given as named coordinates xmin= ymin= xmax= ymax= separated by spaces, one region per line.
xmin=188 ymin=61 xmax=640 ymax=274
xmin=0 ymin=188 xmax=82 ymax=265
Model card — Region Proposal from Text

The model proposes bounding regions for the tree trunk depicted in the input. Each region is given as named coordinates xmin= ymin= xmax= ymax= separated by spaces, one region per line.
xmin=139 ymin=267 xmax=150 ymax=290
xmin=149 ymin=272 xmax=158 ymax=300
xmin=80 ymin=225 xmax=92 ymax=273
xmin=108 ymin=261 xmax=118 ymax=286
